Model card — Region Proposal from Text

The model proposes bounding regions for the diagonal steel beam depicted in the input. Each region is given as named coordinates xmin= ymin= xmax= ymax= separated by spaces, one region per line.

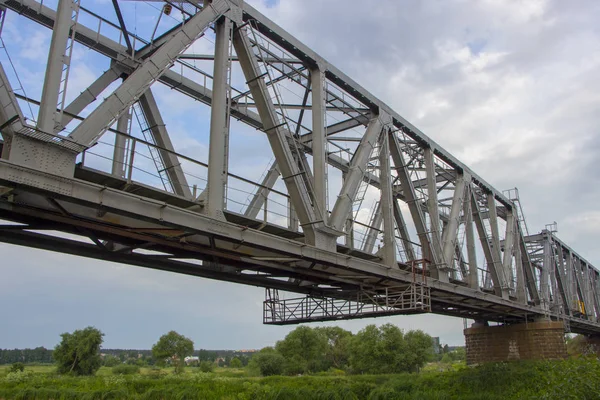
xmin=441 ymin=173 xmax=467 ymax=271
xmin=138 ymin=89 xmax=192 ymax=198
xmin=68 ymin=0 xmax=229 ymax=147
xmin=389 ymin=131 xmax=438 ymax=269
xmin=471 ymin=190 xmax=505 ymax=298
xmin=392 ymin=199 xmax=415 ymax=262
xmin=57 ymin=65 xmax=123 ymax=133
xmin=362 ymin=200 xmax=382 ymax=254
xmin=328 ymin=115 xmax=382 ymax=232
xmin=244 ymin=160 xmax=280 ymax=219
xmin=111 ymin=0 xmax=133 ymax=54
xmin=232 ymin=25 xmax=324 ymax=245
xmin=425 ymin=147 xmax=443 ymax=266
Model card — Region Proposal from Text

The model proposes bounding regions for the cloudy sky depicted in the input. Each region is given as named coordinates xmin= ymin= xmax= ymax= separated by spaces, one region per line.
xmin=1 ymin=0 xmax=599 ymax=350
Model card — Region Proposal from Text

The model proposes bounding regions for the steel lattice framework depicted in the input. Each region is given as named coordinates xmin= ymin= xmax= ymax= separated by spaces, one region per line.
xmin=0 ymin=0 xmax=598 ymax=333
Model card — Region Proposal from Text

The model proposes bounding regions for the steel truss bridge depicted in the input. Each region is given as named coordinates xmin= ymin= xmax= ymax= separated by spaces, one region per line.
xmin=0 ymin=0 xmax=598 ymax=333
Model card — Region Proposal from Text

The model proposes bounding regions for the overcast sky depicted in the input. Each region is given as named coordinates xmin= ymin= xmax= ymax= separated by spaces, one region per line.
xmin=1 ymin=0 xmax=599 ymax=350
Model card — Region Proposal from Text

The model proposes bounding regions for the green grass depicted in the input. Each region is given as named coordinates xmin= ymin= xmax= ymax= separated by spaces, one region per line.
xmin=0 ymin=358 xmax=599 ymax=399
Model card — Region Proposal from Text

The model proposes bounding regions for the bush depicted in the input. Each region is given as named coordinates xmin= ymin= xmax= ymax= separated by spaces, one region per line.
xmin=252 ymin=352 xmax=286 ymax=376
xmin=103 ymin=355 xmax=121 ymax=367
xmin=230 ymin=357 xmax=243 ymax=368
xmin=8 ymin=363 xmax=25 ymax=373
xmin=199 ymin=361 xmax=215 ymax=373
xmin=112 ymin=364 xmax=140 ymax=375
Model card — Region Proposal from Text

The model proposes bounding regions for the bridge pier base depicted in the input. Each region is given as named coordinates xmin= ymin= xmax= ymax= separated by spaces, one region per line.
xmin=464 ymin=320 xmax=567 ymax=365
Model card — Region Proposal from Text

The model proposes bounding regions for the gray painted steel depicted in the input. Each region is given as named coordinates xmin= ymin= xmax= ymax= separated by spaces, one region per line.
xmin=0 ymin=0 xmax=598 ymax=332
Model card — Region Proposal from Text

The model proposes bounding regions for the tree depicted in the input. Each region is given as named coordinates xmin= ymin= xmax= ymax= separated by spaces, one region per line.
xmin=404 ymin=330 xmax=433 ymax=371
xmin=275 ymin=326 xmax=327 ymax=373
xmin=347 ymin=324 xmax=433 ymax=374
xmin=53 ymin=326 xmax=104 ymax=376
xmin=249 ymin=348 xmax=286 ymax=376
xmin=230 ymin=357 xmax=243 ymax=368
xmin=315 ymin=326 xmax=353 ymax=370
xmin=151 ymin=331 xmax=194 ymax=374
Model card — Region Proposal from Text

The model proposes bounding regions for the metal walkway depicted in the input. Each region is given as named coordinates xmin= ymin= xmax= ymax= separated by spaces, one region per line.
xmin=0 ymin=0 xmax=598 ymax=335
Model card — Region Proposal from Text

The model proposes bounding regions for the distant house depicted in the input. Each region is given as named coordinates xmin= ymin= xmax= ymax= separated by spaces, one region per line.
xmin=184 ymin=356 xmax=199 ymax=365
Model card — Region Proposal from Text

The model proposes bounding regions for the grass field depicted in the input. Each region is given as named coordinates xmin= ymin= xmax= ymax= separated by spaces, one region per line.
xmin=1 ymin=358 xmax=599 ymax=399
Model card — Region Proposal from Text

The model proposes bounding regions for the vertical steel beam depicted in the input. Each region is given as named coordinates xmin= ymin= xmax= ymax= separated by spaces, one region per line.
xmin=111 ymin=106 xmax=130 ymax=178
xmin=342 ymin=171 xmax=354 ymax=248
xmin=424 ymin=147 xmax=443 ymax=262
xmin=556 ymin=244 xmax=572 ymax=314
xmin=57 ymin=66 xmax=121 ymax=132
xmin=205 ymin=17 xmax=231 ymax=220
xmin=517 ymin=224 xmax=540 ymax=304
xmin=552 ymin=240 xmax=570 ymax=316
xmin=311 ymin=65 xmax=328 ymax=223
xmin=378 ymin=129 xmax=396 ymax=267
xmin=441 ymin=173 xmax=466 ymax=269
xmin=389 ymin=131 xmax=438 ymax=270
xmin=487 ymin=193 xmax=507 ymax=294
xmin=245 ymin=161 xmax=280 ymax=219
xmin=503 ymin=208 xmax=516 ymax=289
xmin=541 ymin=232 xmax=552 ymax=309
xmin=392 ymin=199 xmax=415 ymax=261
xmin=68 ymin=0 xmax=229 ymax=147
xmin=138 ymin=90 xmax=192 ymax=198
xmin=328 ymin=116 xmax=382 ymax=232
xmin=37 ymin=0 xmax=76 ymax=134
xmin=464 ymin=185 xmax=478 ymax=289
xmin=514 ymin=227 xmax=526 ymax=303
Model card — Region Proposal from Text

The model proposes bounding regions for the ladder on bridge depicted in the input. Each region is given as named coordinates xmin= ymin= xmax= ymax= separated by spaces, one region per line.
xmin=131 ymin=101 xmax=172 ymax=193
xmin=55 ymin=0 xmax=81 ymax=132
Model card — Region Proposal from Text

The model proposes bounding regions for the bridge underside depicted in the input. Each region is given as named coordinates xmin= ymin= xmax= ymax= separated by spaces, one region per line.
xmin=0 ymin=156 xmax=598 ymax=335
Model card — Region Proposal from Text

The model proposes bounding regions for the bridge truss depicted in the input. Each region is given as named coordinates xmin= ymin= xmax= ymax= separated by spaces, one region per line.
xmin=0 ymin=0 xmax=598 ymax=334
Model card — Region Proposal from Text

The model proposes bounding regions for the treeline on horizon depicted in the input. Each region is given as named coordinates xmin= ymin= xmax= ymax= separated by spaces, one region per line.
xmin=0 ymin=348 xmax=253 ymax=366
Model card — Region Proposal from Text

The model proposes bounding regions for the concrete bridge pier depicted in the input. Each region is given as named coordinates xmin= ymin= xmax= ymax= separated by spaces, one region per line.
xmin=464 ymin=320 xmax=567 ymax=365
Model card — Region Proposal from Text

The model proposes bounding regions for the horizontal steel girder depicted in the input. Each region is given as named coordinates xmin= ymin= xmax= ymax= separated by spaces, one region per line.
xmin=1 ymin=159 xmax=599 ymax=332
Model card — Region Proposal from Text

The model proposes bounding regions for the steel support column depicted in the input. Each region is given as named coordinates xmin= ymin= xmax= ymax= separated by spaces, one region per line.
xmin=378 ymin=128 xmax=396 ymax=268
xmin=503 ymin=208 xmax=516 ymax=290
xmin=204 ymin=16 xmax=231 ymax=220
xmin=37 ymin=0 xmax=76 ymax=134
xmin=311 ymin=65 xmax=328 ymax=222
xmin=464 ymin=185 xmax=478 ymax=289
xmin=111 ymin=107 xmax=130 ymax=178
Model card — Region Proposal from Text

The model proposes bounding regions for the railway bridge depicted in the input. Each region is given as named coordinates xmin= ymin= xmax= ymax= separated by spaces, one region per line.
xmin=0 ymin=0 xmax=598 ymax=363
